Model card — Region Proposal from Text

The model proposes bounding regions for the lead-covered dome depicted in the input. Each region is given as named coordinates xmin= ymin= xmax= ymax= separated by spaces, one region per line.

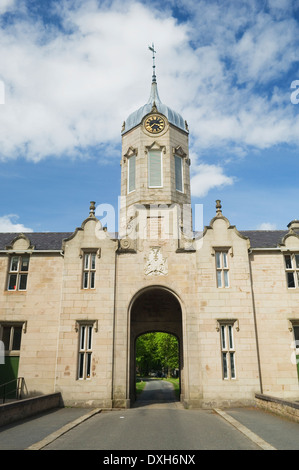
xmin=122 ymin=78 xmax=187 ymax=135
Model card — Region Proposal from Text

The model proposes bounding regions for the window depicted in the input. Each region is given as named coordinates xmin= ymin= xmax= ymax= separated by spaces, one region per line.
xmin=148 ymin=150 xmax=162 ymax=188
xmin=220 ymin=324 xmax=236 ymax=379
xmin=82 ymin=252 xmax=96 ymax=289
xmin=284 ymin=254 xmax=299 ymax=288
xmin=175 ymin=155 xmax=183 ymax=192
xmin=0 ymin=324 xmax=22 ymax=352
xmin=7 ymin=255 xmax=29 ymax=291
xmin=78 ymin=324 xmax=93 ymax=380
xmin=293 ymin=326 xmax=299 ymax=379
xmin=215 ymin=251 xmax=229 ymax=288
xmin=128 ymin=155 xmax=136 ymax=193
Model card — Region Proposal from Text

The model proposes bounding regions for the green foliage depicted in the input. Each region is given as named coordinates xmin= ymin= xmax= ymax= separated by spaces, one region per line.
xmin=136 ymin=332 xmax=179 ymax=377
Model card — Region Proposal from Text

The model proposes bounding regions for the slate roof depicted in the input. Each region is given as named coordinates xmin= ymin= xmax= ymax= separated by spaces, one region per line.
xmin=0 ymin=232 xmax=72 ymax=251
xmin=239 ymin=230 xmax=288 ymax=248
xmin=0 ymin=230 xmax=296 ymax=250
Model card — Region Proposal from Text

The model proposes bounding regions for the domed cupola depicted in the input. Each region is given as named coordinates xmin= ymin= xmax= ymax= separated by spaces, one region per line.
xmin=122 ymin=45 xmax=188 ymax=135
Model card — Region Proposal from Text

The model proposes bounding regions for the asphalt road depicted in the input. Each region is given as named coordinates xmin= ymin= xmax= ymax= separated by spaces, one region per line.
xmin=134 ymin=378 xmax=177 ymax=404
xmin=44 ymin=405 xmax=260 ymax=451
xmin=1 ymin=379 xmax=299 ymax=452
xmin=39 ymin=379 xmax=291 ymax=451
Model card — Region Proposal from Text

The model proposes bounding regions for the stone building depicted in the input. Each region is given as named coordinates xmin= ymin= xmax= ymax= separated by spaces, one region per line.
xmin=0 ymin=60 xmax=299 ymax=409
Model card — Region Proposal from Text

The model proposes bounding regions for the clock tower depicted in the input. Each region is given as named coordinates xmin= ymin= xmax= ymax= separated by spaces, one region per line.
xmin=119 ymin=46 xmax=192 ymax=243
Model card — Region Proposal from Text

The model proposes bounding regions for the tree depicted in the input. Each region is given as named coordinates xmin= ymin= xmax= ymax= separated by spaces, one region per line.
xmin=136 ymin=333 xmax=158 ymax=376
xmin=155 ymin=333 xmax=179 ymax=377
xmin=136 ymin=332 xmax=179 ymax=377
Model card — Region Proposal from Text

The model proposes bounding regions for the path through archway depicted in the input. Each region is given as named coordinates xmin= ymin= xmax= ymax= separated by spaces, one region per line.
xmin=129 ymin=286 xmax=183 ymax=406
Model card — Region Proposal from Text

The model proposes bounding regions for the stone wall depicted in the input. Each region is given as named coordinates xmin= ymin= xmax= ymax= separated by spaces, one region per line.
xmin=250 ymin=248 xmax=299 ymax=399
xmin=256 ymin=393 xmax=299 ymax=423
xmin=0 ymin=393 xmax=62 ymax=427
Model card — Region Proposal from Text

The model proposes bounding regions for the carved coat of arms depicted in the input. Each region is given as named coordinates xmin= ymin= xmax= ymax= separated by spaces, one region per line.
xmin=144 ymin=247 xmax=168 ymax=276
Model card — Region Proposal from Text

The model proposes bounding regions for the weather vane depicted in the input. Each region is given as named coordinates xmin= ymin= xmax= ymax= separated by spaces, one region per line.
xmin=148 ymin=43 xmax=157 ymax=83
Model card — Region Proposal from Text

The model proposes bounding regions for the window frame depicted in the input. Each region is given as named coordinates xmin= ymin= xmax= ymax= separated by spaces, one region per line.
xmin=215 ymin=251 xmax=230 ymax=288
xmin=291 ymin=323 xmax=299 ymax=380
xmin=7 ymin=255 xmax=30 ymax=292
xmin=0 ymin=323 xmax=23 ymax=354
xmin=293 ymin=325 xmax=299 ymax=347
xmin=82 ymin=252 xmax=97 ymax=290
xmin=174 ymin=154 xmax=184 ymax=193
xmin=148 ymin=149 xmax=163 ymax=188
xmin=77 ymin=323 xmax=94 ymax=380
xmin=127 ymin=154 xmax=136 ymax=194
xmin=284 ymin=253 xmax=299 ymax=289
xmin=219 ymin=322 xmax=236 ymax=380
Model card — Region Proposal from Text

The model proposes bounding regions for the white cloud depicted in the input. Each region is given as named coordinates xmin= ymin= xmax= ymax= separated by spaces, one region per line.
xmin=0 ymin=1 xmax=189 ymax=161
xmin=268 ymin=0 xmax=294 ymax=15
xmin=0 ymin=80 xmax=4 ymax=104
xmin=191 ymin=164 xmax=235 ymax=198
xmin=0 ymin=0 xmax=298 ymax=164
xmin=0 ymin=0 xmax=16 ymax=14
xmin=257 ymin=222 xmax=277 ymax=230
xmin=0 ymin=214 xmax=33 ymax=232
xmin=231 ymin=14 xmax=297 ymax=84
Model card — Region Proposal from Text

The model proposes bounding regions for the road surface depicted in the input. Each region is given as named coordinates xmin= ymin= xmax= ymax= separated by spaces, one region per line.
xmin=1 ymin=379 xmax=299 ymax=451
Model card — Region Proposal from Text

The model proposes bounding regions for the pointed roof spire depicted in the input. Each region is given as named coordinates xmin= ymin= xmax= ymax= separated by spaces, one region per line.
xmin=122 ymin=44 xmax=187 ymax=134
xmin=147 ymin=43 xmax=161 ymax=106
xmin=148 ymin=43 xmax=157 ymax=83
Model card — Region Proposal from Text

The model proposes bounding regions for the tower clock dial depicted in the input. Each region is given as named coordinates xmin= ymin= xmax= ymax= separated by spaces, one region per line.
xmin=144 ymin=115 xmax=165 ymax=134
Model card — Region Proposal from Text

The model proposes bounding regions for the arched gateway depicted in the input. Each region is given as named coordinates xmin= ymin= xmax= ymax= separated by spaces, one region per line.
xmin=129 ymin=286 xmax=184 ymax=405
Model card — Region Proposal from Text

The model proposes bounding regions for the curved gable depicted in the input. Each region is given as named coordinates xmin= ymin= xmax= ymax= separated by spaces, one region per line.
xmin=5 ymin=233 xmax=34 ymax=251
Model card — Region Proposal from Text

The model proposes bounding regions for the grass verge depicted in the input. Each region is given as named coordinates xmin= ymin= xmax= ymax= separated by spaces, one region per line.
xmin=136 ymin=378 xmax=147 ymax=396
xmin=163 ymin=377 xmax=180 ymax=400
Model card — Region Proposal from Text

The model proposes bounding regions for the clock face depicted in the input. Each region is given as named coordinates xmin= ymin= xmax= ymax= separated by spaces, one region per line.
xmin=144 ymin=115 xmax=165 ymax=133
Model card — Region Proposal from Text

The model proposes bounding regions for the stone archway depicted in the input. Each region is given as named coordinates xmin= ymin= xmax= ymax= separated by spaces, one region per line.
xmin=129 ymin=286 xmax=183 ymax=405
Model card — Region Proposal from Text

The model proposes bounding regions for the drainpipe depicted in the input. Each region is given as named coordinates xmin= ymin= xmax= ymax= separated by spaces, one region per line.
xmin=111 ymin=243 xmax=118 ymax=407
xmin=248 ymin=249 xmax=263 ymax=394
xmin=54 ymin=250 xmax=65 ymax=396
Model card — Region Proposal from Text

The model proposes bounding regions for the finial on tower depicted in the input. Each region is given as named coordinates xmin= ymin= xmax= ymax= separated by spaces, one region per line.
xmin=216 ymin=200 xmax=222 ymax=215
xmin=89 ymin=201 xmax=96 ymax=217
xmin=148 ymin=43 xmax=157 ymax=83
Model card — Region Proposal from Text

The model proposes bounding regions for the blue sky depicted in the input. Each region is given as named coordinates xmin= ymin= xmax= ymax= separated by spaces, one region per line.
xmin=0 ymin=0 xmax=298 ymax=234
